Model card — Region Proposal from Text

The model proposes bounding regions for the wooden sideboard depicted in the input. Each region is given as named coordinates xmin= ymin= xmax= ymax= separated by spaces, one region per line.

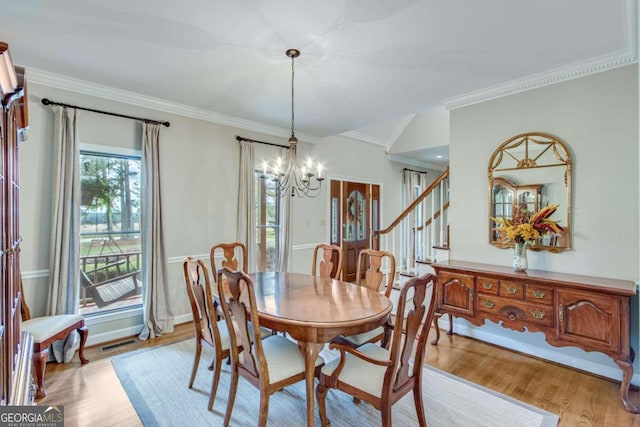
xmin=431 ymin=260 xmax=638 ymax=414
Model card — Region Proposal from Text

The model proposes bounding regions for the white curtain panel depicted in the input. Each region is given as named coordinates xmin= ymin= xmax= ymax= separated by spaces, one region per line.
xmin=47 ymin=105 xmax=81 ymax=362
xmin=139 ymin=123 xmax=174 ymax=340
xmin=48 ymin=106 xmax=81 ymax=315
xmin=277 ymin=146 xmax=291 ymax=272
xmin=237 ymin=139 xmax=257 ymax=273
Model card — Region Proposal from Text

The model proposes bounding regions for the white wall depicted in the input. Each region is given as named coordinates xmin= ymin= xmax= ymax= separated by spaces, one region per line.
xmin=288 ymin=135 xmax=407 ymax=272
xmin=20 ymin=83 xmax=405 ymax=344
xmin=390 ymin=106 xmax=449 ymax=154
xmin=448 ymin=64 xmax=639 ymax=383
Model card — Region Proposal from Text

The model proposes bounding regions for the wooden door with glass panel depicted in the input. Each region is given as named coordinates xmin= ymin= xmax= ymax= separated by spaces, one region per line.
xmin=329 ymin=180 xmax=380 ymax=282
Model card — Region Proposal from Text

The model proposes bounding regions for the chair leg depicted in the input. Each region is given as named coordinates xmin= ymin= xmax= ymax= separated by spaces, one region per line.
xmin=257 ymin=391 xmax=270 ymax=427
xmin=189 ymin=341 xmax=202 ymax=388
xmin=207 ymin=352 xmax=223 ymax=411
xmin=381 ymin=403 xmax=392 ymax=427
xmin=33 ymin=350 xmax=49 ymax=400
xmin=223 ymin=366 xmax=239 ymax=427
xmin=413 ymin=383 xmax=427 ymax=427
xmin=316 ymin=383 xmax=330 ymax=426
xmin=77 ymin=326 xmax=89 ymax=364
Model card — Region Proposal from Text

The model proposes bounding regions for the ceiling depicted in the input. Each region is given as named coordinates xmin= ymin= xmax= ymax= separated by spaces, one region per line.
xmin=0 ymin=1 xmax=634 ymax=154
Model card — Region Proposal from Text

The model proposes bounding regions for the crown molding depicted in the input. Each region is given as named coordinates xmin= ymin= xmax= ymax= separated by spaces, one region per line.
xmin=444 ymin=0 xmax=637 ymax=111
xmin=27 ymin=67 xmax=321 ymax=143
xmin=339 ymin=130 xmax=386 ymax=146
xmin=384 ymin=114 xmax=416 ymax=149
xmin=386 ymin=153 xmax=445 ymax=172
xmin=443 ymin=48 xmax=637 ymax=110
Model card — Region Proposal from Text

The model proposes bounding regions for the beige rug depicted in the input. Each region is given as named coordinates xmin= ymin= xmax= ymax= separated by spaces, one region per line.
xmin=112 ymin=339 xmax=559 ymax=427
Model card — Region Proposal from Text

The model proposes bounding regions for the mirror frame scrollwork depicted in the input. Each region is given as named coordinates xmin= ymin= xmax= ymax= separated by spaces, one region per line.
xmin=488 ymin=132 xmax=572 ymax=253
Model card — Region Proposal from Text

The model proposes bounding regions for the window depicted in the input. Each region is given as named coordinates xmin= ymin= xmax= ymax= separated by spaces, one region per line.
xmin=79 ymin=149 xmax=142 ymax=315
xmin=255 ymin=172 xmax=281 ymax=271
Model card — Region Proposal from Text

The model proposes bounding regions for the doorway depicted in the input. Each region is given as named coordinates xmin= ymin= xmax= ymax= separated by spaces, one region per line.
xmin=330 ymin=180 xmax=380 ymax=282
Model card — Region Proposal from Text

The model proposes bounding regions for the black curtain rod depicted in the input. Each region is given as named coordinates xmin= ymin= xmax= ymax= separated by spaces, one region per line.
xmin=41 ymin=98 xmax=170 ymax=127
xmin=403 ymin=167 xmax=428 ymax=174
xmin=236 ymin=135 xmax=289 ymax=149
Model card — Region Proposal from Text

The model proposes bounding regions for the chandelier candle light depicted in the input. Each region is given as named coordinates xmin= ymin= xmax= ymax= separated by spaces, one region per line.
xmin=260 ymin=49 xmax=324 ymax=198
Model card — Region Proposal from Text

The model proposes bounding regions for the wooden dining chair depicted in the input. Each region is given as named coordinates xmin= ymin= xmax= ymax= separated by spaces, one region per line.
xmin=217 ymin=267 xmax=324 ymax=427
xmin=316 ymin=273 xmax=438 ymax=427
xmin=19 ymin=279 xmax=89 ymax=399
xmin=210 ymin=242 xmax=247 ymax=282
xmin=335 ymin=248 xmax=396 ymax=348
xmin=183 ymin=257 xmax=234 ymax=411
xmin=311 ymin=243 xmax=343 ymax=279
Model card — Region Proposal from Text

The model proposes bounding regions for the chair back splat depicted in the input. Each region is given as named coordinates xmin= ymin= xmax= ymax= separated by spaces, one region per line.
xmin=218 ymin=268 xmax=264 ymax=379
xmin=390 ymin=274 xmax=437 ymax=389
xmin=210 ymin=242 xmax=248 ymax=281
xmin=356 ymin=248 xmax=396 ymax=297
xmin=183 ymin=258 xmax=220 ymax=351
xmin=312 ymin=243 xmax=343 ymax=279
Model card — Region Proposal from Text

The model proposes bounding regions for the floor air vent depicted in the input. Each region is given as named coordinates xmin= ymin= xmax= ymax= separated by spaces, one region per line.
xmin=99 ymin=339 xmax=137 ymax=352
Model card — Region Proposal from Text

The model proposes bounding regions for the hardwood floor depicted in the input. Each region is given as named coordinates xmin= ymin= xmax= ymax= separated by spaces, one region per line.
xmin=42 ymin=323 xmax=639 ymax=426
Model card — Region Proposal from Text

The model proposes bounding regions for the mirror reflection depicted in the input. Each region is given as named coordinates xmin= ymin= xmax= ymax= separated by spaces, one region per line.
xmin=488 ymin=132 xmax=572 ymax=252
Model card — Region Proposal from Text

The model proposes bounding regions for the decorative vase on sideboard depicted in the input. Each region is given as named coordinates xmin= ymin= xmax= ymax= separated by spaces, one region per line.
xmin=513 ymin=241 xmax=528 ymax=272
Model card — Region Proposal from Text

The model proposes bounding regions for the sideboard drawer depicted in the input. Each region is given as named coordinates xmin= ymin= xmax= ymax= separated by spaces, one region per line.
xmin=478 ymin=296 xmax=553 ymax=327
xmin=500 ymin=281 xmax=524 ymax=299
xmin=525 ymin=285 xmax=553 ymax=305
xmin=477 ymin=277 xmax=499 ymax=295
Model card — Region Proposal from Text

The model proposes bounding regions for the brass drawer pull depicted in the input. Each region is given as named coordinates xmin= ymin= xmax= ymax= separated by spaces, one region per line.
xmin=531 ymin=309 xmax=545 ymax=320
xmin=482 ymin=300 xmax=495 ymax=309
xmin=482 ymin=282 xmax=494 ymax=290
xmin=532 ymin=290 xmax=546 ymax=299
xmin=506 ymin=285 xmax=518 ymax=294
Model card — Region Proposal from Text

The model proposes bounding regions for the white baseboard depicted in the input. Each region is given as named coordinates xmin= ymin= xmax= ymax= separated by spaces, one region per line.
xmin=85 ymin=313 xmax=193 ymax=347
xmin=436 ymin=317 xmax=640 ymax=387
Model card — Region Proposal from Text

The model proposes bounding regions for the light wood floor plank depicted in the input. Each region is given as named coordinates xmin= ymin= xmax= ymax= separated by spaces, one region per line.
xmin=41 ymin=323 xmax=639 ymax=426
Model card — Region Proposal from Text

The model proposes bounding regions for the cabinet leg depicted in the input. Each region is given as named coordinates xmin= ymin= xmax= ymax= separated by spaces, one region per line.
xmin=614 ymin=357 xmax=639 ymax=414
xmin=446 ymin=313 xmax=454 ymax=336
xmin=33 ymin=350 xmax=48 ymax=400
xmin=431 ymin=314 xmax=441 ymax=345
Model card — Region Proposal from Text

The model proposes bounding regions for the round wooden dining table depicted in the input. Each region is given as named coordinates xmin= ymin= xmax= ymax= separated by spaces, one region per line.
xmin=248 ymin=272 xmax=392 ymax=427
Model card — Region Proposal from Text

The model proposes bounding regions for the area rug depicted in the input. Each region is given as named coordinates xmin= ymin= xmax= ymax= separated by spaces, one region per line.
xmin=112 ymin=339 xmax=559 ymax=427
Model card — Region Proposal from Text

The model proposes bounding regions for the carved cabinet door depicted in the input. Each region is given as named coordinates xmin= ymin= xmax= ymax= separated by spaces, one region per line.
xmin=557 ymin=289 xmax=622 ymax=354
xmin=439 ymin=272 xmax=474 ymax=316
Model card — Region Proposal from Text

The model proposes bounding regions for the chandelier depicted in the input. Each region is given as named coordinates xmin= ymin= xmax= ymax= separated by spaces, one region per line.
xmin=260 ymin=49 xmax=324 ymax=198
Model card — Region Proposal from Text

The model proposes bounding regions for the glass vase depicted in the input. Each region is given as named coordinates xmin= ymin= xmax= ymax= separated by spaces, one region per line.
xmin=513 ymin=241 xmax=528 ymax=272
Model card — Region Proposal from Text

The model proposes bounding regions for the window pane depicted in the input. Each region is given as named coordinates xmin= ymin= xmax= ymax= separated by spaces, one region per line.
xmin=255 ymin=172 xmax=280 ymax=271
xmin=79 ymin=152 xmax=142 ymax=314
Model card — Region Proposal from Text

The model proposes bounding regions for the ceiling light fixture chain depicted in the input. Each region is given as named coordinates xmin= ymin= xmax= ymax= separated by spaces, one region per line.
xmin=260 ymin=49 xmax=324 ymax=198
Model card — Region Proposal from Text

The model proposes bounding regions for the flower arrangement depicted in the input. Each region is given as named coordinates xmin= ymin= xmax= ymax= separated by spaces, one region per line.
xmin=492 ymin=203 xmax=564 ymax=244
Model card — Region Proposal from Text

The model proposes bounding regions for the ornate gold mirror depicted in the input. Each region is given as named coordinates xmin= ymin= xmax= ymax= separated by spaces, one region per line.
xmin=488 ymin=132 xmax=572 ymax=252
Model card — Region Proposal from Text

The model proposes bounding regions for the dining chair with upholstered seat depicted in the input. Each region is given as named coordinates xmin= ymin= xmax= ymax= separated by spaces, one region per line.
xmin=217 ymin=267 xmax=324 ymax=427
xmin=19 ymin=279 xmax=89 ymax=400
xmin=312 ymin=243 xmax=343 ymax=279
xmin=210 ymin=242 xmax=247 ymax=282
xmin=183 ymin=257 xmax=232 ymax=411
xmin=316 ymin=273 xmax=438 ymax=427
xmin=334 ymin=248 xmax=396 ymax=348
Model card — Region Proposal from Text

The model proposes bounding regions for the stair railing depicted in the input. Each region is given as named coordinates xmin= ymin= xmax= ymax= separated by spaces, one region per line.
xmin=373 ymin=167 xmax=449 ymax=274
